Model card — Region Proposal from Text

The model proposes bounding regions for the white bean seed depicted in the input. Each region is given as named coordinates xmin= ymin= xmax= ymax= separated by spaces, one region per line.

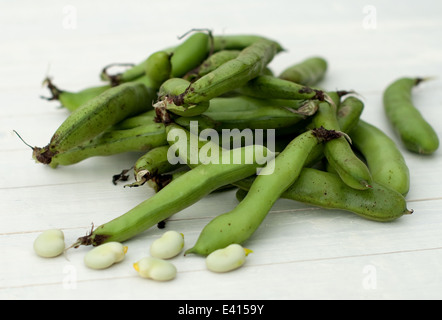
xmin=205 ymin=243 xmax=252 ymax=273
xmin=150 ymin=230 xmax=184 ymax=259
xmin=133 ymin=257 xmax=177 ymax=281
xmin=84 ymin=242 xmax=128 ymax=270
xmin=33 ymin=229 xmax=66 ymax=258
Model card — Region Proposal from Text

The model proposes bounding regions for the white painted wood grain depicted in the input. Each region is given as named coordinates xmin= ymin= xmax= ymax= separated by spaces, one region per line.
xmin=1 ymin=0 xmax=442 ymax=300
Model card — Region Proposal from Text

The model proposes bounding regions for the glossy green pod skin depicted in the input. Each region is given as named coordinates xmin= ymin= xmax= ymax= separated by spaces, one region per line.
xmin=176 ymin=39 xmax=281 ymax=107
xmin=279 ymin=56 xmax=328 ymax=86
xmin=75 ymin=144 xmax=273 ymax=247
xmin=383 ymin=77 xmax=439 ymax=154
xmin=237 ymin=75 xmax=327 ymax=101
xmin=170 ymin=32 xmax=210 ymax=78
xmin=186 ymin=50 xmax=241 ymax=80
xmin=130 ymin=145 xmax=180 ymax=187
xmin=234 ymin=168 xmax=412 ymax=222
xmin=212 ymin=34 xmax=285 ymax=52
xmin=49 ymin=122 xmax=167 ymax=168
xmin=142 ymin=51 xmax=172 ymax=89
xmin=313 ymin=101 xmax=373 ymax=190
xmin=336 ymin=96 xmax=364 ymax=133
xmin=33 ymin=82 xmax=156 ymax=165
xmin=304 ymin=95 xmax=364 ymax=167
xmin=204 ymin=102 xmax=314 ymax=130
xmin=156 ymin=78 xmax=210 ymax=118
xmin=110 ymin=110 xmax=156 ymax=130
xmin=42 ymin=80 xmax=111 ymax=112
xmin=186 ymin=129 xmax=339 ymax=256
xmin=350 ymin=119 xmax=410 ymax=196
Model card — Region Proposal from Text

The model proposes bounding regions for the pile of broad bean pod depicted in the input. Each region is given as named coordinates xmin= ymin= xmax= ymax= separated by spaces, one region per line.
xmin=29 ymin=30 xmax=439 ymax=270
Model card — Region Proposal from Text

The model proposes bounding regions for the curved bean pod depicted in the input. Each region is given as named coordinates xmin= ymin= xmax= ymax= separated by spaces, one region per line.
xmin=49 ymin=122 xmax=167 ymax=168
xmin=235 ymin=168 xmax=412 ymax=222
xmin=33 ymin=82 xmax=156 ymax=165
xmin=173 ymin=39 xmax=281 ymax=107
xmin=279 ymin=56 xmax=328 ymax=86
xmin=156 ymin=78 xmax=210 ymax=119
xmin=313 ymin=101 xmax=373 ymax=190
xmin=186 ymin=50 xmax=240 ymax=80
xmin=130 ymin=145 xmax=180 ymax=187
xmin=74 ymin=144 xmax=273 ymax=247
xmin=42 ymin=78 xmax=111 ymax=112
xmin=304 ymin=95 xmax=364 ymax=167
xmin=237 ymin=75 xmax=328 ymax=102
xmin=350 ymin=119 xmax=410 ymax=196
xmin=383 ymin=77 xmax=439 ymax=154
xmin=186 ymin=128 xmax=342 ymax=256
xmin=212 ymin=34 xmax=284 ymax=52
xmin=170 ymin=31 xmax=211 ymax=78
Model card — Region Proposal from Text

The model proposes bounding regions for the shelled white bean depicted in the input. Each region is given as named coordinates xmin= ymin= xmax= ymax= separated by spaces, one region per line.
xmin=84 ymin=242 xmax=128 ymax=270
xmin=150 ymin=230 xmax=184 ymax=259
xmin=133 ymin=257 xmax=177 ymax=281
xmin=205 ymin=244 xmax=252 ymax=273
xmin=33 ymin=229 xmax=66 ymax=258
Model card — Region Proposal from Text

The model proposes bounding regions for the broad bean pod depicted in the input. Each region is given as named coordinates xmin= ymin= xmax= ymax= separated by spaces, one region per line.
xmin=130 ymin=145 xmax=180 ymax=187
xmin=33 ymin=81 xmax=156 ymax=165
xmin=313 ymin=101 xmax=373 ymax=190
xmin=49 ymin=122 xmax=167 ymax=168
xmin=185 ymin=50 xmax=240 ymax=80
xmin=42 ymin=78 xmax=110 ymax=112
xmin=279 ymin=56 xmax=328 ymax=86
xmin=350 ymin=119 xmax=410 ymax=196
xmin=169 ymin=39 xmax=281 ymax=109
xmin=234 ymin=168 xmax=412 ymax=222
xmin=236 ymin=75 xmax=329 ymax=102
xmin=211 ymin=34 xmax=284 ymax=52
xmin=304 ymin=95 xmax=364 ymax=167
xmin=186 ymin=127 xmax=343 ymax=256
xmin=156 ymin=78 xmax=210 ymax=120
xmin=383 ymin=77 xmax=439 ymax=154
xmin=74 ymin=143 xmax=274 ymax=247
xmin=170 ymin=31 xmax=211 ymax=78
xmin=100 ymin=62 xmax=145 ymax=86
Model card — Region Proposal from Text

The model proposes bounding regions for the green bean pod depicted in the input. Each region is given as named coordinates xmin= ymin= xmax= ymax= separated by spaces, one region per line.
xmin=100 ymin=62 xmax=145 ymax=86
xmin=304 ymin=95 xmax=364 ymax=167
xmin=235 ymin=168 xmax=412 ymax=222
xmin=186 ymin=128 xmax=342 ymax=256
xmin=336 ymin=96 xmax=364 ymax=133
xmin=156 ymin=78 xmax=210 ymax=119
xmin=173 ymin=39 xmax=281 ymax=107
xmin=110 ymin=110 xmax=157 ymax=130
xmin=49 ymin=122 xmax=167 ymax=168
xmin=204 ymin=102 xmax=314 ymax=130
xmin=237 ymin=75 xmax=328 ymax=102
xmin=350 ymin=119 xmax=410 ymax=196
xmin=170 ymin=31 xmax=211 ymax=78
xmin=313 ymin=101 xmax=373 ymax=190
xmin=186 ymin=50 xmax=241 ymax=80
xmin=142 ymin=50 xmax=172 ymax=89
xmin=74 ymin=144 xmax=274 ymax=247
xmin=212 ymin=34 xmax=284 ymax=52
xmin=42 ymin=78 xmax=111 ymax=112
xmin=129 ymin=145 xmax=180 ymax=187
xmin=33 ymin=82 xmax=156 ymax=165
xmin=383 ymin=77 xmax=439 ymax=154
xmin=279 ymin=56 xmax=328 ymax=86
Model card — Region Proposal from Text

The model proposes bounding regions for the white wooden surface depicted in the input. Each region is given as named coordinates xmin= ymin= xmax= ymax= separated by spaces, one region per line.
xmin=1 ymin=0 xmax=442 ymax=300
